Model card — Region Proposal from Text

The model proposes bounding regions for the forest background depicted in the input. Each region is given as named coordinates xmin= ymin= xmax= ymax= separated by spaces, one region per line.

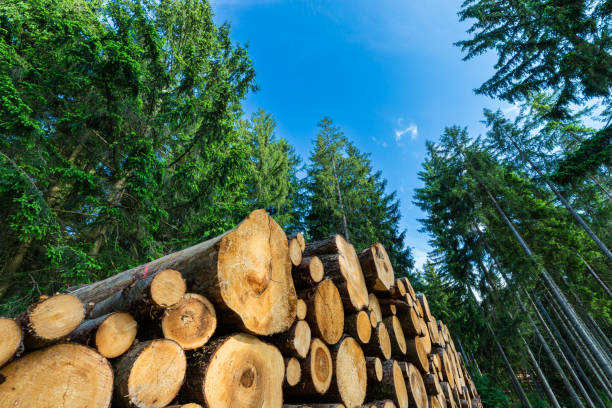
xmin=0 ymin=1 xmax=610 ymax=407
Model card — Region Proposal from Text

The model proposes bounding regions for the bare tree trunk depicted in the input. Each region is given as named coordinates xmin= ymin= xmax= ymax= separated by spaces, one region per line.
xmin=574 ymin=253 xmax=612 ymax=299
xmin=534 ymin=296 xmax=606 ymax=408
xmin=516 ymin=294 xmax=588 ymax=408
xmin=522 ymin=336 xmax=561 ymax=408
xmin=483 ymin=187 xmax=612 ymax=379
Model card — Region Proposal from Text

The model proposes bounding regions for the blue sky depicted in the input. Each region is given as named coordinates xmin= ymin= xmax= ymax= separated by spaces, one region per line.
xmin=211 ymin=0 xmax=514 ymax=269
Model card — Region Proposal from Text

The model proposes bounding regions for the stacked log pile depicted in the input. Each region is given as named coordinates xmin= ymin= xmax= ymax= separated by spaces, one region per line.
xmin=0 ymin=209 xmax=482 ymax=408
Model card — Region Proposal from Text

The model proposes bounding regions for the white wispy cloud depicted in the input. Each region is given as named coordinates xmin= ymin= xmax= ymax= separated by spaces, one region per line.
xmin=394 ymin=118 xmax=418 ymax=144
xmin=371 ymin=136 xmax=389 ymax=147
xmin=412 ymin=247 xmax=428 ymax=270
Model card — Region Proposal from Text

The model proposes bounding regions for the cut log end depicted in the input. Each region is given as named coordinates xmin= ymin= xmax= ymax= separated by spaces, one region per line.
xmin=203 ymin=334 xmax=284 ymax=408
xmin=404 ymin=363 xmax=428 ymax=408
xmin=382 ymin=360 xmax=408 ymax=408
xmin=285 ymin=357 xmax=302 ymax=387
xmin=115 ymin=339 xmax=186 ymax=408
xmin=367 ymin=294 xmax=382 ymax=327
xmin=297 ymin=299 xmax=307 ymax=320
xmin=26 ymin=294 xmax=84 ymax=342
xmin=290 ymin=238 xmax=304 ymax=266
xmin=310 ymin=279 xmax=344 ymax=345
xmin=334 ymin=337 xmax=367 ymax=408
xmin=309 ymin=256 xmax=325 ymax=283
xmin=359 ymin=243 xmax=395 ymax=291
xmin=218 ymin=209 xmax=297 ymax=335
xmin=96 ymin=312 xmax=137 ymax=358
xmin=162 ymin=293 xmax=217 ymax=350
xmin=150 ymin=269 xmax=187 ymax=308
xmin=0 ymin=343 xmax=113 ymax=407
xmin=366 ymin=356 xmax=383 ymax=382
xmin=0 ymin=318 xmax=22 ymax=367
xmin=347 ymin=310 xmax=372 ymax=344
xmin=310 ymin=337 xmax=333 ymax=394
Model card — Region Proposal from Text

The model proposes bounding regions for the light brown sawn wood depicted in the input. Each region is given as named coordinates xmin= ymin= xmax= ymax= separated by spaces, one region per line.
xmin=181 ymin=333 xmax=284 ymax=408
xmin=367 ymin=359 xmax=408 ymax=408
xmin=70 ymin=210 xmax=297 ymax=336
xmin=358 ymin=243 xmax=394 ymax=292
xmin=325 ymin=337 xmax=367 ymax=408
xmin=398 ymin=278 xmax=416 ymax=301
xmin=304 ymin=235 xmax=368 ymax=312
xmin=0 ymin=343 xmax=113 ymax=408
xmin=368 ymin=293 xmax=383 ymax=326
xmin=297 ymin=298 xmax=308 ymax=320
xmin=288 ymin=232 xmax=306 ymax=252
xmin=366 ymin=356 xmax=383 ymax=383
xmin=424 ymin=373 xmax=443 ymax=395
xmin=272 ymin=319 xmax=311 ymax=358
xmin=301 ymin=279 xmax=344 ymax=345
xmin=293 ymin=256 xmax=325 ymax=288
xmin=416 ymin=293 xmax=434 ymax=322
xmin=402 ymin=362 xmax=428 ymax=408
xmin=69 ymin=312 xmax=137 ymax=358
xmin=0 ymin=318 xmax=23 ymax=368
xmin=284 ymin=357 xmax=302 ymax=387
xmin=167 ymin=404 xmax=203 ymax=408
xmin=395 ymin=304 xmax=420 ymax=336
xmin=88 ymin=268 xmax=186 ymax=319
xmin=17 ymin=294 xmax=84 ymax=348
xmin=289 ymin=237 xmax=304 ymax=267
xmin=114 ymin=339 xmax=186 ymax=408
xmin=406 ymin=336 xmax=429 ymax=373
xmin=361 ymin=321 xmax=392 ymax=360
xmin=345 ymin=310 xmax=372 ymax=344
xmin=285 ymin=337 xmax=333 ymax=396
xmin=383 ymin=315 xmax=407 ymax=358
xmin=161 ymin=293 xmax=217 ymax=350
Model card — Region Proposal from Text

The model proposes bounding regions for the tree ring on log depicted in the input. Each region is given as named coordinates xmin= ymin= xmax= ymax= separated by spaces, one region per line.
xmin=162 ymin=293 xmax=217 ymax=350
xmin=150 ymin=269 xmax=187 ymax=308
xmin=28 ymin=294 xmax=84 ymax=340
xmin=96 ymin=312 xmax=138 ymax=358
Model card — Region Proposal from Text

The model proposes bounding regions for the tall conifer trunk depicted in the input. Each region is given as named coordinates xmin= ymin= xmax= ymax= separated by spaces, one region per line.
xmin=522 ymin=336 xmax=562 ymax=408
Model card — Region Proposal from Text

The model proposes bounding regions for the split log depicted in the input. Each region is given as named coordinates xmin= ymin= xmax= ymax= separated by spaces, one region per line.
xmin=416 ymin=294 xmax=433 ymax=322
xmin=0 ymin=343 xmax=113 ymax=407
xmin=289 ymin=237 xmax=304 ymax=267
xmin=324 ymin=337 xmax=368 ymax=408
xmin=304 ymin=235 xmax=368 ymax=312
xmin=272 ymin=319 xmax=311 ymax=358
xmin=17 ymin=294 xmax=84 ymax=348
xmin=284 ymin=357 xmax=302 ymax=387
xmin=345 ymin=310 xmax=372 ymax=344
xmin=286 ymin=337 xmax=333 ymax=396
xmin=0 ymin=318 xmax=23 ymax=368
xmin=69 ymin=312 xmax=137 ymax=358
xmin=181 ymin=333 xmax=284 ymax=408
xmin=362 ymin=321 xmax=392 ymax=360
xmin=297 ymin=299 xmax=307 ymax=320
xmin=368 ymin=293 xmax=383 ymax=326
xmin=402 ymin=362 xmax=428 ymax=408
xmin=367 ymin=359 xmax=408 ymax=408
xmin=383 ymin=315 xmax=407 ymax=358
xmin=161 ymin=293 xmax=217 ymax=350
xmin=366 ymin=356 xmax=383 ymax=383
xmin=301 ymin=279 xmax=344 ymax=345
xmin=69 ymin=210 xmax=297 ymax=336
xmin=293 ymin=257 xmax=324 ymax=288
xmin=424 ymin=373 xmax=443 ymax=395
xmin=358 ymin=243 xmax=394 ymax=292
xmin=114 ymin=339 xmax=186 ymax=408
xmin=88 ymin=268 xmax=186 ymax=319
xmin=288 ymin=232 xmax=306 ymax=252
xmin=406 ymin=336 xmax=428 ymax=373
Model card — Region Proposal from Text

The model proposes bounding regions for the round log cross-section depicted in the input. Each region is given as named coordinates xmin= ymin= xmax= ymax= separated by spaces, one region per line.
xmin=302 ymin=279 xmax=344 ymax=345
xmin=358 ymin=243 xmax=394 ymax=292
xmin=114 ymin=339 xmax=187 ymax=408
xmin=0 ymin=318 xmax=22 ymax=367
xmin=182 ymin=333 xmax=284 ymax=408
xmin=328 ymin=337 xmax=367 ymax=408
xmin=162 ymin=293 xmax=217 ymax=350
xmin=0 ymin=343 xmax=113 ymax=407
xmin=293 ymin=257 xmax=325 ymax=288
xmin=304 ymin=235 xmax=369 ymax=312
xmin=402 ymin=362 xmax=428 ymax=408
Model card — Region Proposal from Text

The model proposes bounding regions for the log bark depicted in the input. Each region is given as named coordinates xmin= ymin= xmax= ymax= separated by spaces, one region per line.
xmin=362 ymin=322 xmax=392 ymax=360
xmin=301 ymin=279 xmax=344 ymax=345
xmin=288 ymin=232 xmax=306 ymax=253
xmin=17 ymin=294 xmax=85 ymax=348
xmin=440 ymin=382 xmax=457 ymax=408
xmin=389 ymin=279 xmax=406 ymax=299
xmin=367 ymin=359 xmax=408 ymax=408
xmin=366 ymin=356 xmax=383 ymax=383
xmin=402 ymin=362 xmax=428 ymax=408
xmin=398 ymin=277 xmax=416 ymax=301
xmin=383 ymin=315 xmax=407 ymax=358
xmin=161 ymin=293 xmax=217 ymax=350
xmin=358 ymin=243 xmax=395 ymax=292
xmin=293 ymin=257 xmax=325 ymax=288
xmin=416 ymin=294 xmax=433 ymax=322
xmin=272 ymin=319 xmax=312 ymax=359
xmin=433 ymin=347 xmax=454 ymax=388
xmin=424 ymin=373 xmax=443 ymax=396
xmin=87 ymin=268 xmax=186 ymax=319
xmin=114 ymin=339 xmax=186 ymax=408
xmin=345 ymin=311 xmax=372 ymax=344
xmin=324 ymin=337 xmax=368 ymax=408
xmin=0 ymin=318 xmax=23 ymax=368
xmin=181 ymin=333 xmax=284 ymax=408
xmin=69 ymin=312 xmax=137 ymax=358
xmin=69 ymin=210 xmax=297 ymax=336
xmin=395 ymin=305 xmax=420 ymax=337
xmin=0 ymin=343 xmax=113 ymax=407
xmin=368 ymin=294 xmax=383 ymax=326
xmin=304 ymin=235 xmax=369 ymax=312
xmin=285 ymin=337 xmax=333 ymax=396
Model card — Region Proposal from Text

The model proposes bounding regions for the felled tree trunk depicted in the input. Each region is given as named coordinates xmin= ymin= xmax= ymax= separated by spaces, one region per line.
xmin=384 ymin=315 xmax=407 ymax=358
xmin=0 ymin=318 xmax=23 ymax=368
xmin=69 ymin=312 xmax=138 ymax=358
xmin=358 ymin=243 xmax=395 ymax=292
xmin=271 ymin=320 xmax=312 ymax=359
xmin=402 ymin=362 xmax=428 ymax=408
xmin=323 ymin=337 xmax=368 ymax=408
xmin=69 ymin=210 xmax=297 ymax=336
xmin=293 ymin=257 xmax=325 ymax=288
xmin=285 ymin=337 xmax=333 ymax=397
xmin=300 ymin=279 xmax=344 ymax=345
xmin=345 ymin=311 xmax=372 ymax=344
xmin=367 ymin=359 xmax=408 ymax=408
xmin=362 ymin=321 xmax=392 ymax=360
xmin=161 ymin=293 xmax=217 ymax=350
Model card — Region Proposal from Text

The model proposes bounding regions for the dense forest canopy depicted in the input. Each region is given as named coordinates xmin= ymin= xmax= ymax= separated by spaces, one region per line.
xmin=0 ymin=1 xmax=610 ymax=407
